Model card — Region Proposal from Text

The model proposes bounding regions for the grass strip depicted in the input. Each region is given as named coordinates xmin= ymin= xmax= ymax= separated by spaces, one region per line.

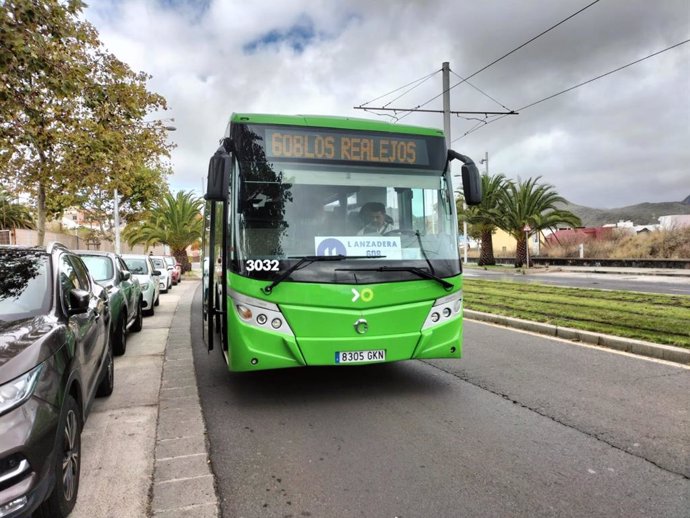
xmin=463 ymin=279 xmax=690 ymax=348
xmin=469 ymin=285 xmax=689 ymax=333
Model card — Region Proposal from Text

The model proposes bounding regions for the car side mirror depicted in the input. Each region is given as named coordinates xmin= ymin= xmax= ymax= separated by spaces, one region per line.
xmin=68 ymin=289 xmax=90 ymax=315
xmin=121 ymin=270 xmax=131 ymax=281
xmin=152 ymin=270 xmax=161 ymax=276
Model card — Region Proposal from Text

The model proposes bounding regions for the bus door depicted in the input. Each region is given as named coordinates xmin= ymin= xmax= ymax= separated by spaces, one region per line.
xmin=204 ymin=146 xmax=231 ymax=353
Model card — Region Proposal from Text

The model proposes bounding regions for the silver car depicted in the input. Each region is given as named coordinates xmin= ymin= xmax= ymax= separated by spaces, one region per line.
xmin=121 ymin=254 xmax=161 ymax=316
xmin=150 ymin=255 xmax=172 ymax=293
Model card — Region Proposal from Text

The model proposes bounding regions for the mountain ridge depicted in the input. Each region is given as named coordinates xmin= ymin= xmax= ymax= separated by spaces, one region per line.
xmin=558 ymin=196 xmax=690 ymax=227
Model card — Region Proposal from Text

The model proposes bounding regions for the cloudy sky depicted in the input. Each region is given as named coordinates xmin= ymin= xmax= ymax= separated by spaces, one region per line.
xmin=85 ymin=0 xmax=689 ymax=209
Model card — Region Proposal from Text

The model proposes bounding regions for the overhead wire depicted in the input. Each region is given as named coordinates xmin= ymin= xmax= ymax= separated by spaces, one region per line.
xmin=452 ymin=38 xmax=690 ymax=142
xmin=395 ymin=0 xmax=602 ymax=121
xmin=449 ymin=69 xmax=512 ymax=112
xmin=358 ymin=69 xmax=440 ymax=108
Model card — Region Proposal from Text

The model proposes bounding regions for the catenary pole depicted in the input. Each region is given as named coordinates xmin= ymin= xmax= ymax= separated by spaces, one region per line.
xmin=443 ymin=62 xmax=468 ymax=264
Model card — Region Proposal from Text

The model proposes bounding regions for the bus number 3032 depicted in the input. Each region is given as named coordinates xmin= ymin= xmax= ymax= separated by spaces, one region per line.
xmin=245 ymin=259 xmax=280 ymax=272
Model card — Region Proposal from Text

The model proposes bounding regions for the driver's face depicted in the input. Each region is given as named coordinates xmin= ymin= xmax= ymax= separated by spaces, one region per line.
xmin=368 ymin=211 xmax=385 ymax=228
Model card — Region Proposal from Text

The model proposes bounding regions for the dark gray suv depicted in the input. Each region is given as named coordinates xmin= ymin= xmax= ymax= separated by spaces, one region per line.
xmin=0 ymin=243 xmax=114 ymax=517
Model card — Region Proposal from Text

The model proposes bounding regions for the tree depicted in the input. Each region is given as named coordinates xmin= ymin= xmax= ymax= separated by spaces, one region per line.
xmin=0 ymin=1 xmax=171 ymax=245
xmin=458 ymin=173 xmax=509 ymax=266
xmin=498 ymin=177 xmax=581 ymax=267
xmin=122 ymin=191 xmax=204 ymax=272
xmin=0 ymin=186 xmax=34 ymax=230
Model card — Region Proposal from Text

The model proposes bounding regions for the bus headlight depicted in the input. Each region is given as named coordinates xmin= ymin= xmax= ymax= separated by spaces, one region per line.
xmin=231 ymin=290 xmax=294 ymax=336
xmin=422 ymin=291 xmax=462 ymax=330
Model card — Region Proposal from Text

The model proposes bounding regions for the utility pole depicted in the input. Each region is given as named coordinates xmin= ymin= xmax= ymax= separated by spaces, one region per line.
xmin=355 ymin=63 xmax=518 ymax=264
xmin=442 ymin=62 xmax=468 ymax=264
xmin=114 ymin=189 xmax=121 ymax=254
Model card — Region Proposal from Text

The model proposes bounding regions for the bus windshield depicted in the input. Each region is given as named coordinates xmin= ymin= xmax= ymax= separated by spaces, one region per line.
xmin=234 ymin=129 xmax=460 ymax=283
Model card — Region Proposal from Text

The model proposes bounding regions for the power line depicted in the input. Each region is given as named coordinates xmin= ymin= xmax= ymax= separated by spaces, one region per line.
xmin=358 ymin=69 xmax=440 ymax=108
xmin=452 ymin=38 xmax=690 ymax=142
xmin=357 ymin=67 xmax=518 ymax=120
xmin=396 ymin=0 xmax=602 ymax=120
xmin=449 ymin=69 xmax=512 ymax=112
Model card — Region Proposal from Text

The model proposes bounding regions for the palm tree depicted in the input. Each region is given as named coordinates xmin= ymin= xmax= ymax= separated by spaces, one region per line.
xmin=0 ymin=187 xmax=35 ymax=231
xmin=459 ymin=173 xmax=509 ymax=266
xmin=123 ymin=191 xmax=203 ymax=271
xmin=499 ymin=177 xmax=581 ymax=267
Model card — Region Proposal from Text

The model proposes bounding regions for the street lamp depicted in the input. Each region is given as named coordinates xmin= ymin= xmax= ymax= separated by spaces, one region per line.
xmin=114 ymin=120 xmax=176 ymax=254
xmin=479 ymin=151 xmax=488 ymax=175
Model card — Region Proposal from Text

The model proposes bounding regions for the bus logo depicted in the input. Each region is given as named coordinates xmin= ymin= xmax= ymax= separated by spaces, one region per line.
xmin=351 ymin=288 xmax=373 ymax=303
xmin=353 ymin=319 xmax=368 ymax=334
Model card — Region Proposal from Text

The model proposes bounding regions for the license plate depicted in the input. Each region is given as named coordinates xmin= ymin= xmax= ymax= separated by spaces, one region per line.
xmin=335 ymin=350 xmax=386 ymax=364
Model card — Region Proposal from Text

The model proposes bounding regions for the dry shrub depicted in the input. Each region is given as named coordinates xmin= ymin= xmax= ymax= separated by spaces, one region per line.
xmin=540 ymin=227 xmax=690 ymax=259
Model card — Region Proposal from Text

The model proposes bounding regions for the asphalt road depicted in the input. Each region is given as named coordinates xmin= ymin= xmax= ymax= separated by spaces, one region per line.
xmin=463 ymin=267 xmax=690 ymax=295
xmin=190 ymin=287 xmax=690 ymax=518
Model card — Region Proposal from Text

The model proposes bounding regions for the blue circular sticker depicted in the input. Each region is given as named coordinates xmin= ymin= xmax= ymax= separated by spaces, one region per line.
xmin=316 ymin=238 xmax=347 ymax=256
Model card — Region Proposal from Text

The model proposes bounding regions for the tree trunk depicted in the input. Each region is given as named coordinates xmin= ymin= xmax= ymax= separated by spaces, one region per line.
xmin=173 ymin=248 xmax=191 ymax=273
xmin=515 ymin=236 xmax=527 ymax=267
xmin=37 ymin=182 xmax=46 ymax=246
xmin=478 ymin=228 xmax=496 ymax=266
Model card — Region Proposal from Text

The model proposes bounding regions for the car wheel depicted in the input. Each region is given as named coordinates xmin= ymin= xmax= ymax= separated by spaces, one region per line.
xmin=131 ymin=300 xmax=143 ymax=331
xmin=112 ymin=316 xmax=127 ymax=356
xmin=34 ymin=395 xmax=81 ymax=518
xmin=96 ymin=343 xmax=114 ymax=398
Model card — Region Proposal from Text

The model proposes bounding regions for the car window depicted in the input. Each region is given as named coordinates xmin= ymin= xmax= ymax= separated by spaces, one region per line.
xmin=147 ymin=258 xmax=156 ymax=273
xmin=124 ymin=258 xmax=148 ymax=274
xmin=59 ymin=255 xmax=88 ymax=311
xmin=118 ymin=257 xmax=129 ymax=273
xmin=164 ymin=256 xmax=175 ymax=267
xmin=0 ymin=249 xmax=52 ymax=320
xmin=69 ymin=256 xmax=92 ymax=289
xmin=80 ymin=255 xmax=114 ymax=282
xmin=152 ymin=258 xmax=166 ymax=269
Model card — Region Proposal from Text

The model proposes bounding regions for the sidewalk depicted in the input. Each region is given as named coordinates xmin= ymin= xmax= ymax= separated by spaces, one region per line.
xmin=535 ymin=265 xmax=690 ymax=278
xmin=466 ymin=263 xmax=690 ymax=278
xmin=71 ymin=278 xmax=219 ymax=518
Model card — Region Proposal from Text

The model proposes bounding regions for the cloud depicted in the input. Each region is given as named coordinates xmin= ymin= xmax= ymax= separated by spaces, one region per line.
xmin=85 ymin=0 xmax=690 ymax=209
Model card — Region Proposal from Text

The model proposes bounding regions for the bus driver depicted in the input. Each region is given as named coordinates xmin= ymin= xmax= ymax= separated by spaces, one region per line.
xmin=358 ymin=202 xmax=393 ymax=235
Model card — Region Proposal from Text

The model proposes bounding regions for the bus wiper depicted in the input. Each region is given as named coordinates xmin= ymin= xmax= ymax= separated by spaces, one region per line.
xmin=413 ymin=229 xmax=436 ymax=276
xmin=335 ymin=265 xmax=454 ymax=290
xmin=262 ymin=255 xmax=372 ymax=294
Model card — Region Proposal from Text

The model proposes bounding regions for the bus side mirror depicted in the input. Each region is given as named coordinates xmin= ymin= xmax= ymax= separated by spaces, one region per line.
xmin=448 ymin=150 xmax=483 ymax=206
xmin=461 ymin=163 xmax=482 ymax=206
xmin=206 ymin=150 xmax=230 ymax=202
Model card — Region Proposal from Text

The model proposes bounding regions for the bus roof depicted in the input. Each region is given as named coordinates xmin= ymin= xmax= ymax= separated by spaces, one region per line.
xmin=230 ymin=113 xmax=445 ymax=138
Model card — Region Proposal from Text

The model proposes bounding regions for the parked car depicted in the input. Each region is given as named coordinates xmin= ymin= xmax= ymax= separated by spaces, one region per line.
xmin=121 ymin=254 xmax=160 ymax=316
xmin=150 ymin=255 xmax=171 ymax=292
xmin=0 ymin=242 xmax=114 ymax=518
xmin=76 ymin=251 xmax=143 ymax=356
xmin=164 ymin=255 xmax=181 ymax=285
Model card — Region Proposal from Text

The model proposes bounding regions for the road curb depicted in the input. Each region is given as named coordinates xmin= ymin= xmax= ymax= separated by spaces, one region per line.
xmin=464 ymin=309 xmax=690 ymax=366
xmin=151 ymin=279 xmax=221 ymax=517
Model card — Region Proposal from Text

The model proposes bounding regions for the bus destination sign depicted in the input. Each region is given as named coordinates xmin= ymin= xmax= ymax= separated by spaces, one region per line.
xmin=265 ymin=129 xmax=430 ymax=166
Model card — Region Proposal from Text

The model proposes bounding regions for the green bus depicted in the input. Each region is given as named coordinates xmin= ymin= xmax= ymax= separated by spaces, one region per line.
xmin=202 ymin=113 xmax=481 ymax=371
